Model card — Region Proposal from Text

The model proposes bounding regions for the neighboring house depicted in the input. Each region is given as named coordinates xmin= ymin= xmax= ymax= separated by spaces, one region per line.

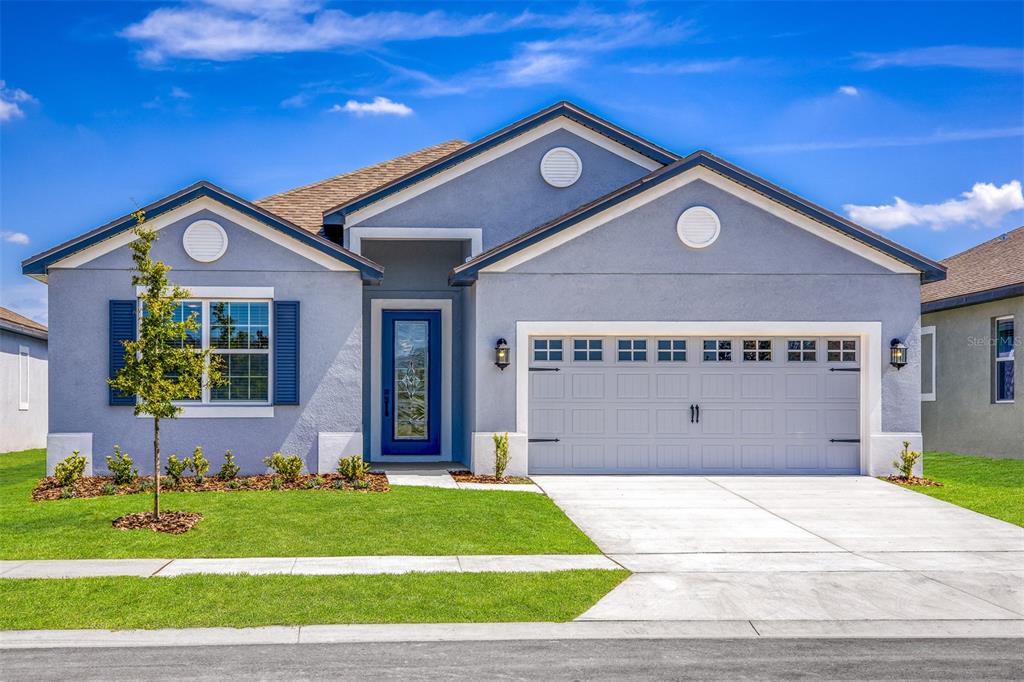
xmin=921 ymin=227 xmax=1023 ymax=459
xmin=0 ymin=307 xmax=48 ymax=452
xmin=22 ymin=102 xmax=945 ymax=477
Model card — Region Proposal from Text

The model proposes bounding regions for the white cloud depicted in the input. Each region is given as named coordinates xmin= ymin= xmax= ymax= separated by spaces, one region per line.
xmin=739 ymin=126 xmax=1024 ymax=154
xmin=844 ymin=181 xmax=1024 ymax=231
xmin=627 ymin=58 xmax=745 ymax=75
xmin=1 ymin=231 xmax=30 ymax=245
xmin=169 ymin=86 xmax=191 ymax=99
xmin=0 ymin=81 xmax=36 ymax=122
xmin=837 ymin=85 xmax=859 ymax=96
xmin=331 ymin=96 xmax=413 ymax=117
xmin=856 ymin=45 xmax=1023 ymax=72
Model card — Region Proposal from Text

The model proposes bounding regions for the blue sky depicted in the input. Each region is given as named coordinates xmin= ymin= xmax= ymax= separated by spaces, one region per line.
xmin=1 ymin=0 xmax=1022 ymax=322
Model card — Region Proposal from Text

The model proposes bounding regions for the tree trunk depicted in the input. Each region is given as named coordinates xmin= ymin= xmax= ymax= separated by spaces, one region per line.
xmin=153 ymin=417 xmax=161 ymax=521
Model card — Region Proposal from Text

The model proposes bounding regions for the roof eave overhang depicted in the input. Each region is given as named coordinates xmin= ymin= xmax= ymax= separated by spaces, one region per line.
xmin=0 ymin=319 xmax=48 ymax=340
xmin=922 ymin=282 xmax=1024 ymax=314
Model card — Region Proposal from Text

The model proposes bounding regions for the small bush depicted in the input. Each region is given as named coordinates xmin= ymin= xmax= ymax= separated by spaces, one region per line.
xmin=139 ymin=478 xmax=155 ymax=492
xmin=165 ymin=455 xmax=187 ymax=487
xmin=186 ymin=446 xmax=210 ymax=485
xmin=59 ymin=486 xmax=75 ymax=499
xmin=893 ymin=440 xmax=922 ymax=479
xmin=305 ymin=476 xmax=324 ymax=489
xmin=101 ymin=482 xmax=117 ymax=496
xmin=331 ymin=479 xmax=346 ymax=490
xmin=337 ymin=455 xmax=370 ymax=483
xmin=493 ymin=432 xmax=510 ymax=480
xmin=270 ymin=477 xmax=282 ymax=490
xmin=226 ymin=479 xmax=242 ymax=490
xmin=353 ymin=479 xmax=371 ymax=490
xmin=263 ymin=452 xmax=303 ymax=483
xmin=54 ymin=451 xmax=86 ymax=487
xmin=217 ymin=450 xmax=240 ymax=481
xmin=105 ymin=445 xmax=138 ymax=485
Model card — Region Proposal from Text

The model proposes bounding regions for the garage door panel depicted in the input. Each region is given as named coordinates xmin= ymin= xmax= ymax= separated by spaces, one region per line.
xmin=528 ymin=335 xmax=861 ymax=475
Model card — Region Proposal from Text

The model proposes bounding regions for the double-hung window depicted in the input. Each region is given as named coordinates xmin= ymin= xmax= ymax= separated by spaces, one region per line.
xmin=995 ymin=316 xmax=1014 ymax=403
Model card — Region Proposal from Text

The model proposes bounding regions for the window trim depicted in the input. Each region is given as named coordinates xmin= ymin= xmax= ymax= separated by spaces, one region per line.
xmin=826 ymin=338 xmax=858 ymax=363
xmin=921 ymin=326 xmax=936 ymax=402
xmin=994 ymin=315 xmax=1015 ymax=404
xmin=616 ymin=337 xmax=648 ymax=363
xmin=786 ymin=338 xmax=817 ymax=362
xmin=18 ymin=345 xmax=29 ymax=410
xmin=656 ymin=338 xmax=687 ymax=363
xmin=532 ymin=337 xmax=564 ymax=363
xmin=741 ymin=338 xmax=773 ymax=363
xmin=572 ymin=337 xmax=603 ymax=362
xmin=702 ymin=338 xmax=733 ymax=363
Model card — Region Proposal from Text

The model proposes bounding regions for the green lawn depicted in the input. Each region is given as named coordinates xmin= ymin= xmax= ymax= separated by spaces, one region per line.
xmin=898 ymin=452 xmax=1024 ymax=527
xmin=0 ymin=570 xmax=629 ymax=630
xmin=0 ymin=450 xmax=598 ymax=559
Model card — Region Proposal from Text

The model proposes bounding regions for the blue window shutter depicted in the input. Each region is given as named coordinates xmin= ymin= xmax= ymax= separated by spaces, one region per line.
xmin=109 ymin=300 xmax=137 ymax=406
xmin=274 ymin=301 xmax=300 ymax=405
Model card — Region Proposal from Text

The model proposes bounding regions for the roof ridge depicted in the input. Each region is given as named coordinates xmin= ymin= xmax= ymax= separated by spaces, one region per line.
xmin=940 ymin=225 xmax=1024 ymax=264
xmin=257 ymin=140 xmax=467 ymax=202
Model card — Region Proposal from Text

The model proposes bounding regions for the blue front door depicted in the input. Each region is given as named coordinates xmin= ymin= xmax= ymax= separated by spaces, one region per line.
xmin=381 ymin=310 xmax=441 ymax=455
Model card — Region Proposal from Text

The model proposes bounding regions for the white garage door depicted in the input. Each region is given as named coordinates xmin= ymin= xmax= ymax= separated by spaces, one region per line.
xmin=528 ymin=335 xmax=861 ymax=475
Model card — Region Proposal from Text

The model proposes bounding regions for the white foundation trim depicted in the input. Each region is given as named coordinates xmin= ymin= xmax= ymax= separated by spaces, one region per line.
xmin=46 ymin=433 xmax=93 ymax=476
xmin=370 ymin=299 xmax=453 ymax=461
xmin=345 ymin=117 xmax=664 ymax=226
xmin=318 ymin=432 xmax=364 ymax=474
xmin=483 ymin=167 xmax=919 ymax=276
xmin=135 ymin=285 xmax=273 ymax=299
xmin=515 ymin=320 xmax=889 ymax=475
xmin=50 ymin=197 xmax=356 ymax=273
xmin=137 ymin=405 xmax=275 ymax=418
xmin=347 ymin=227 xmax=483 ymax=257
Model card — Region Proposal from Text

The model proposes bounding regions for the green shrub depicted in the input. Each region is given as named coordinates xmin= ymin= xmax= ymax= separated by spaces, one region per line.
xmin=105 ymin=445 xmax=138 ymax=485
xmin=59 ymin=486 xmax=75 ymax=499
xmin=353 ymin=479 xmax=371 ymax=490
xmin=186 ymin=446 xmax=210 ymax=484
xmin=101 ymin=482 xmax=117 ymax=496
xmin=493 ymin=432 xmax=510 ymax=480
xmin=893 ymin=441 xmax=922 ymax=479
xmin=337 ymin=455 xmax=370 ymax=483
xmin=54 ymin=451 xmax=86 ymax=487
xmin=226 ymin=479 xmax=241 ymax=490
xmin=217 ymin=450 xmax=240 ymax=481
xmin=263 ymin=452 xmax=303 ymax=483
xmin=165 ymin=455 xmax=187 ymax=486
xmin=139 ymin=478 xmax=155 ymax=492
xmin=331 ymin=479 xmax=345 ymax=490
xmin=305 ymin=476 xmax=324 ymax=489
xmin=270 ymin=477 xmax=282 ymax=490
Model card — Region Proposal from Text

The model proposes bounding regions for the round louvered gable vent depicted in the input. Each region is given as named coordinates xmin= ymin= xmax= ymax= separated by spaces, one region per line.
xmin=182 ymin=220 xmax=228 ymax=262
xmin=540 ymin=147 xmax=582 ymax=188
xmin=676 ymin=206 xmax=721 ymax=249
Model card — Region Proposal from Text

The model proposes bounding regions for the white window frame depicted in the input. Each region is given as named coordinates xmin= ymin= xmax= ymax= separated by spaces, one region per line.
xmin=826 ymin=338 xmax=858 ymax=363
xmin=532 ymin=338 xmax=564 ymax=363
xmin=656 ymin=338 xmax=687 ymax=362
xmin=572 ymin=338 xmax=603 ymax=362
xmin=18 ymin=345 xmax=29 ymax=410
xmin=616 ymin=338 xmax=648 ymax=363
xmin=921 ymin=326 xmax=936 ymax=402
xmin=787 ymin=338 xmax=817 ymax=362
xmin=741 ymin=338 xmax=773 ymax=362
xmin=994 ymin=316 xmax=1015 ymax=404
xmin=702 ymin=338 xmax=733 ymax=362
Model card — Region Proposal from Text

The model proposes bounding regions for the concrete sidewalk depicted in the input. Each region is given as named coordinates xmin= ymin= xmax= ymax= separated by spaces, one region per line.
xmin=1 ymin=619 xmax=1021 ymax=650
xmin=0 ymin=554 xmax=618 ymax=579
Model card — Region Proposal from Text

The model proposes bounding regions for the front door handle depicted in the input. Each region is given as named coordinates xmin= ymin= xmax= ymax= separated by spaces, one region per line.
xmin=383 ymin=388 xmax=390 ymax=418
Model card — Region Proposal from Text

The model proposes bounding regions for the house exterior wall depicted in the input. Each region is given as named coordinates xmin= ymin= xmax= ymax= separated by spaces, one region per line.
xmin=922 ymin=296 xmax=1024 ymax=459
xmin=0 ymin=330 xmax=48 ymax=452
xmin=350 ymin=128 xmax=652 ymax=250
xmin=469 ymin=179 xmax=923 ymax=472
xmin=47 ymin=207 xmax=364 ymax=475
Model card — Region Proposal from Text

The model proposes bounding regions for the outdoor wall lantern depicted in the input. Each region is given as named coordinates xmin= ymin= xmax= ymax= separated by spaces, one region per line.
xmin=494 ymin=338 xmax=510 ymax=370
xmin=889 ymin=338 xmax=908 ymax=370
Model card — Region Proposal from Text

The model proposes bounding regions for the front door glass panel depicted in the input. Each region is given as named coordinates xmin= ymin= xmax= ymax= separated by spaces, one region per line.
xmin=394 ymin=320 xmax=429 ymax=440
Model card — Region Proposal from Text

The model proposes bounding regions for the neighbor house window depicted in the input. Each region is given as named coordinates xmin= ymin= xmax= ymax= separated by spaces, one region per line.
xmin=156 ymin=300 xmax=271 ymax=404
xmin=533 ymin=338 xmax=563 ymax=362
xmin=703 ymin=339 xmax=732 ymax=362
xmin=18 ymin=346 xmax=29 ymax=410
xmin=995 ymin=316 xmax=1014 ymax=403
xmin=657 ymin=339 xmax=687 ymax=362
xmin=617 ymin=338 xmax=647 ymax=362
xmin=787 ymin=339 xmax=817 ymax=362
xmin=742 ymin=339 xmax=772 ymax=362
xmin=827 ymin=339 xmax=857 ymax=362
xmin=573 ymin=338 xmax=603 ymax=361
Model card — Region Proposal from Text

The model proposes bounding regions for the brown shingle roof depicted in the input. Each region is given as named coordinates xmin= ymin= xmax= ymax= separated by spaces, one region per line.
xmin=255 ymin=140 xmax=467 ymax=233
xmin=921 ymin=226 xmax=1024 ymax=304
xmin=0 ymin=306 xmax=47 ymax=335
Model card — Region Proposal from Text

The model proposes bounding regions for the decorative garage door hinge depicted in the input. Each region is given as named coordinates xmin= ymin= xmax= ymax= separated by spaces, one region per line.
xmin=829 ymin=438 xmax=861 ymax=443
xmin=529 ymin=367 xmax=561 ymax=372
xmin=528 ymin=438 xmax=561 ymax=443
xmin=829 ymin=367 xmax=861 ymax=372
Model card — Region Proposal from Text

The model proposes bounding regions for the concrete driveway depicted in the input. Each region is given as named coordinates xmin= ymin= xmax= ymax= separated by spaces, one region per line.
xmin=533 ymin=476 xmax=1024 ymax=624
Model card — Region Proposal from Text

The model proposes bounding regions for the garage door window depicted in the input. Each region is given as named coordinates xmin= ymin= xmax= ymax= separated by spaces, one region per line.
xmin=617 ymin=339 xmax=647 ymax=362
xmin=787 ymin=339 xmax=817 ymax=362
xmin=742 ymin=339 xmax=772 ymax=362
xmin=703 ymin=339 xmax=732 ymax=362
xmin=533 ymin=338 xmax=563 ymax=362
xmin=827 ymin=339 xmax=857 ymax=363
xmin=657 ymin=339 xmax=687 ymax=362
xmin=573 ymin=338 xmax=603 ymax=361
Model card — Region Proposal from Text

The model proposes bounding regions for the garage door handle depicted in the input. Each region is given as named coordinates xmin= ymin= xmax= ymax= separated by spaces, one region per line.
xmin=695 ymin=404 xmax=700 ymax=423
xmin=690 ymin=404 xmax=695 ymax=423
xmin=383 ymin=389 xmax=390 ymax=418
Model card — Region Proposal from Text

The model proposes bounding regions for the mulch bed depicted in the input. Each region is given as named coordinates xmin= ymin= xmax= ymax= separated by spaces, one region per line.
xmin=885 ymin=475 xmax=943 ymax=487
xmin=113 ymin=511 xmax=203 ymax=534
xmin=448 ymin=470 xmax=534 ymax=485
xmin=32 ymin=472 xmax=390 ymax=501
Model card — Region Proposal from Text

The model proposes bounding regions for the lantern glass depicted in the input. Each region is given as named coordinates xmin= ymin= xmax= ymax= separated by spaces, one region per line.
xmin=889 ymin=340 xmax=908 ymax=369
xmin=494 ymin=338 xmax=510 ymax=370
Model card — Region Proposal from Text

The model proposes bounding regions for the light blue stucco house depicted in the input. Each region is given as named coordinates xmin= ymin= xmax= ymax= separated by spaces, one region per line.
xmin=23 ymin=102 xmax=946 ymax=477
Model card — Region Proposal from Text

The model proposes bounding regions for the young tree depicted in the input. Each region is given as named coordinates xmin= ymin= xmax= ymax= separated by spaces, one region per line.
xmin=108 ymin=211 xmax=225 ymax=520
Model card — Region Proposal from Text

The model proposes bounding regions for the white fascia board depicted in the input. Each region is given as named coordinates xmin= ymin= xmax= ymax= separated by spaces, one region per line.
xmin=483 ymin=167 xmax=920 ymax=276
xmin=49 ymin=197 xmax=356 ymax=273
xmin=345 ymin=117 xmax=664 ymax=227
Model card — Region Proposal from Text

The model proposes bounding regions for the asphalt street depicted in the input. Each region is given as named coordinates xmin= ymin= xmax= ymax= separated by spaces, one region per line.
xmin=3 ymin=638 xmax=1022 ymax=681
